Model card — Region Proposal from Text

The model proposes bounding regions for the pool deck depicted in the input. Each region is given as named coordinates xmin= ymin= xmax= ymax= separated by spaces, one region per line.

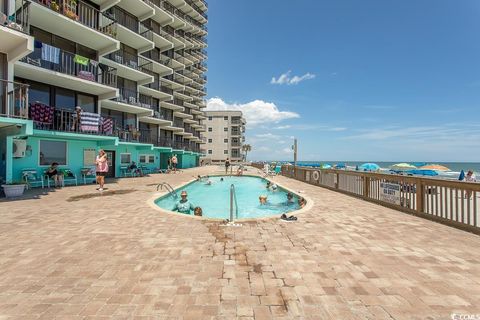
xmin=0 ymin=166 xmax=479 ymax=319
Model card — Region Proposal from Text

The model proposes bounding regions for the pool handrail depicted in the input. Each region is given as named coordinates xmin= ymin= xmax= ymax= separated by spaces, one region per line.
xmin=156 ymin=182 xmax=177 ymax=198
xmin=230 ymin=184 xmax=239 ymax=221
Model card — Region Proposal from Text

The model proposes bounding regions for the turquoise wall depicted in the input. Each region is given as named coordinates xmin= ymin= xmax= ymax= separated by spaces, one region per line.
xmin=179 ymin=154 xmax=197 ymax=169
xmin=11 ymin=136 xmax=98 ymax=181
xmin=9 ymin=135 xmax=198 ymax=182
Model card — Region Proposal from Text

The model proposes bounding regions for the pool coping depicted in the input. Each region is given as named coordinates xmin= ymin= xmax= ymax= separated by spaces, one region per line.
xmin=147 ymin=173 xmax=314 ymax=222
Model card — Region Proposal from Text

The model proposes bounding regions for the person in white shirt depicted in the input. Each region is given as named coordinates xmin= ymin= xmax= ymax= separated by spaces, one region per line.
xmin=465 ymin=170 xmax=476 ymax=198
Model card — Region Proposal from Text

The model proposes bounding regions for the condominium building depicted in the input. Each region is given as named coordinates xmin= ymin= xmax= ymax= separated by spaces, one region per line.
xmin=0 ymin=0 xmax=207 ymax=183
xmin=202 ymin=110 xmax=246 ymax=163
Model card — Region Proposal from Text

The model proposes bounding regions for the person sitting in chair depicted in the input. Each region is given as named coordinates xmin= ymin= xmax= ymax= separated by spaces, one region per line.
xmin=128 ymin=161 xmax=142 ymax=176
xmin=46 ymin=162 xmax=63 ymax=188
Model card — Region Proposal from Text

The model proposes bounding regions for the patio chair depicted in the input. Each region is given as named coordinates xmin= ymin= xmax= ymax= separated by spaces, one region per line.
xmin=60 ymin=168 xmax=78 ymax=186
xmin=120 ymin=166 xmax=136 ymax=177
xmin=81 ymin=167 xmax=96 ymax=185
xmin=22 ymin=169 xmax=44 ymax=189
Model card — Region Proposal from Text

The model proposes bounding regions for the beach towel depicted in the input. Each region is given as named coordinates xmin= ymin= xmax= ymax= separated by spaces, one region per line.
xmin=29 ymin=103 xmax=54 ymax=125
xmin=74 ymin=54 xmax=89 ymax=66
xmin=80 ymin=111 xmax=100 ymax=132
xmin=101 ymin=117 xmax=113 ymax=135
xmin=41 ymin=44 xmax=60 ymax=64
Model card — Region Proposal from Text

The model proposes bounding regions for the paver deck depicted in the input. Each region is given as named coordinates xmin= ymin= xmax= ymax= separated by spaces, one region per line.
xmin=0 ymin=166 xmax=479 ymax=319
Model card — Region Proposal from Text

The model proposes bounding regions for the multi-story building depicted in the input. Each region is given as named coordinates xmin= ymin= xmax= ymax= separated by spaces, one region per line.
xmin=202 ymin=110 xmax=246 ymax=163
xmin=0 ymin=0 xmax=207 ymax=183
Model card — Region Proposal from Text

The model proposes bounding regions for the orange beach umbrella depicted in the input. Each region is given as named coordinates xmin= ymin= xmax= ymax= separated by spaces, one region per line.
xmin=419 ymin=164 xmax=450 ymax=171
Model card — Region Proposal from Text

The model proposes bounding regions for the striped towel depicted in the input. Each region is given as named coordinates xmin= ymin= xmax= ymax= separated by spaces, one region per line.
xmin=101 ymin=117 xmax=113 ymax=135
xmin=80 ymin=112 xmax=100 ymax=132
xmin=41 ymin=44 xmax=60 ymax=64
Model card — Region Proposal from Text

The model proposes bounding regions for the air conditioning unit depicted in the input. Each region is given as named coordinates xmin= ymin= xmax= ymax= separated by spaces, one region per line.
xmin=13 ymin=139 xmax=27 ymax=158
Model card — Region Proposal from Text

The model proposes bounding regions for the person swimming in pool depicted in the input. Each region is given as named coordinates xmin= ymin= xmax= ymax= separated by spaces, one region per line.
xmin=286 ymin=192 xmax=295 ymax=204
xmin=298 ymin=197 xmax=306 ymax=208
xmin=172 ymin=191 xmax=195 ymax=214
xmin=259 ymin=195 xmax=268 ymax=205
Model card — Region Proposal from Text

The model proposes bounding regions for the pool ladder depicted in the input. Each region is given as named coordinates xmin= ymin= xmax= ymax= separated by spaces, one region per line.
xmin=227 ymin=184 xmax=241 ymax=226
xmin=156 ymin=182 xmax=177 ymax=198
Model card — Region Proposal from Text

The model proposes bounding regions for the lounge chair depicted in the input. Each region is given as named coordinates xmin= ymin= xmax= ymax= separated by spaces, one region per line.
xmin=22 ymin=169 xmax=44 ymax=189
xmin=81 ymin=167 xmax=96 ymax=185
xmin=60 ymin=169 xmax=78 ymax=186
xmin=121 ymin=166 xmax=136 ymax=177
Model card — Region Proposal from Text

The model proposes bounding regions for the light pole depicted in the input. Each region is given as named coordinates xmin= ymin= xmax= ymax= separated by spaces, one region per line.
xmin=293 ymin=138 xmax=297 ymax=173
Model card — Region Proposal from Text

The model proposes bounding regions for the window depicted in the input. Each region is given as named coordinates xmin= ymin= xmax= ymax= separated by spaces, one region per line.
xmin=224 ymin=139 xmax=228 ymax=143
xmin=208 ymin=116 xmax=212 ymax=121
xmin=39 ymin=140 xmax=67 ymax=166
xmin=120 ymin=153 xmax=131 ymax=164
xmin=55 ymin=88 xmax=75 ymax=110
xmin=208 ymin=150 xmax=212 ymax=154
xmin=224 ymin=116 xmax=228 ymax=120
xmin=208 ymin=139 xmax=212 ymax=143
xmin=224 ymin=150 xmax=228 ymax=154
xmin=29 ymin=82 xmax=50 ymax=105
xmin=224 ymin=127 xmax=228 ymax=132
xmin=208 ymin=127 xmax=212 ymax=132
xmin=139 ymin=154 xmax=155 ymax=163
xmin=77 ymin=94 xmax=95 ymax=113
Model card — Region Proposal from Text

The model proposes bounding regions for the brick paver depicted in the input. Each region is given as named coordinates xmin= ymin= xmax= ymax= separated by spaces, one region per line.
xmin=0 ymin=166 xmax=479 ymax=319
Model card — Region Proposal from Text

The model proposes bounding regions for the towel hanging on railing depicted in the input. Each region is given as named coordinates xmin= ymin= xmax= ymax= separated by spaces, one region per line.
xmin=80 ymin=112 xmax=101 ymax=132
xmin=74 ymin=54 xmax=89 ymax=66
xmin=41 ymin=44 xmax=60 ymax=64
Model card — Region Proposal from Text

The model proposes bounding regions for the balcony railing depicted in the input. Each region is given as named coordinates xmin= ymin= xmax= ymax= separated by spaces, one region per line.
xmin=116 ymin=87 xmax=139 ymax=105
xmin=173 ymin=118 xmax=183 ymax=128
xmin=117 ymin=127 xmax=151 ymax=143
xmin=157 ymin=137 xmax=174 ymax=148
xmin=32 ymin=0 xmax=117 ymax=37
xmin=30 ymin=107 xmax=116 ymax=137
xmin=20 ymin=44 xmax=117 ymax=87
xmin=160 ymin=84 xmax=173 ymax=95
xmin=160 ymin=110 xmax=173 ymax=121
xmin=0 ymin=80 xmax=29 ymax=119
xmin=107 ymin=50 xmax=152 ymax=72
xmin=1 ymin=0 xmax=30 ymax=34
xmin=106 ymin=6 xmax=138 ymax=33
xmin=138 ymin=93 xmax=156 ymax=110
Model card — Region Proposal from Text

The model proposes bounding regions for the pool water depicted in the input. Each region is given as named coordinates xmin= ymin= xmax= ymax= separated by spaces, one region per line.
xmin=155 ymin=176 xmax=301 ymax=219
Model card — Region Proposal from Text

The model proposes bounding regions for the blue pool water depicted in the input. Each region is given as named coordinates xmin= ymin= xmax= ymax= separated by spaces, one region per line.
xmin=155 ymin=176 xmax=301 ymax=219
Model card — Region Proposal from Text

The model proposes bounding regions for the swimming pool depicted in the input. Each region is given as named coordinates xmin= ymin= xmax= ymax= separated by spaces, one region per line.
xmin=154 ymin=176 xmax=301 ymax=219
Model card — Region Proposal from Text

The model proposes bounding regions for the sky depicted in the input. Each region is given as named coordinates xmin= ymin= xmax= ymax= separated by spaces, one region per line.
xmin=204 ymin=0 xmax=480 ymax=162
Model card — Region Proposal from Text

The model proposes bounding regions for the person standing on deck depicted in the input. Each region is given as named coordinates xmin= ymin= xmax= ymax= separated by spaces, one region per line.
xmin=95 ymin=149 xmax=108 ymax=191
xmin=171 ymin=154 xmax=178 ymax=173
xmin=225 ymin=157 xmax=231 ymax=174
xmin=464 ymin=170 xmax=476 ymax=199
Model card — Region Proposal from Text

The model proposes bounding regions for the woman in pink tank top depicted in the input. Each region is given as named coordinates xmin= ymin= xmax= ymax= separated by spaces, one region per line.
xmin=95 ymin=149 xmax=108 ymax=191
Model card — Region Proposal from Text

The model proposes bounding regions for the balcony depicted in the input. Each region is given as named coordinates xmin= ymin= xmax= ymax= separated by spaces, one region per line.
xmin=117 ymin=127 xmax=152 ymax=144
xmin=173 ymin=90 xmax=193 ymax=102
xmin=102 ymin=87 xmax=153 ymax=115
xmin=0 ymin=80 xmax=29 ymax=121
xmin=16 ymin=44 xmax=118 ymax=100
xmin=116 ymin=0 xmax=154 ymax=21
xmin=101 ymin=51 xmax=153 ymax=84
xmin=161 ymin=77 xmax=184 ymax=92
xmin=173 ymin=118 xmax=184 ymax=129
xmin=160 ymin=100 xmax=183 ymax=112
xmin=1 ymin=1 xmax=33 ymax=62
xmin=173 ymin=111 xmax=193 ymax=120
xmin=139 ymin=110 xmax=172 ymax=126
xmin=140 ymin=50 xmax=173 ymax=77
xmin=156 ymin=137 xmax=174 ymax=148
xmin=139 ymin=83 xmax=172 ymax=102
xmin=106 ymin=6 xmax=154 ymax=53
xmin=30 ymin=107 xmax=117 ymax=139
xmin=141 ymin=22 xmax=173 ymax=52
xmin=27 ymin=0 xmax=119 ymax=55
xmin=148 ymin=0 xmax=174 ymax=26
xmin=159 ymin=54 xmax=185 ymax=71
xmin=160 ymin=1 xmax=185 ymax=29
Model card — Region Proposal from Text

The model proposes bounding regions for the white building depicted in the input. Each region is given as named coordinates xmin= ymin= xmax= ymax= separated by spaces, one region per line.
xmin=202 ymin=110 xmax=246 ymax=163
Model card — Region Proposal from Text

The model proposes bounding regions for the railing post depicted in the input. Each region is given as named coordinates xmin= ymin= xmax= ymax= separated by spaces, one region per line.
xmin=416 ymin=179 xmax=424 ymax=213
xmin=363 ymin=175 xmax=370 ymax=199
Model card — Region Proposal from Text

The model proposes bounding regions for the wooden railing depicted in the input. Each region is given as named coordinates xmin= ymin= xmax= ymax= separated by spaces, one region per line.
xmin=278 ymin=165 xmax=480 ymax=234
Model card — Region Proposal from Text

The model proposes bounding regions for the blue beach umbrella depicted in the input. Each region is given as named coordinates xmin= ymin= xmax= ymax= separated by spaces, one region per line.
xmin=406 ymin=169 xmax=438 ymax=176
xmin=335 ymin=163 xmax=346 ymax=169
xmin=458 ymin=170 xmax=465 ymax=181
xmin=359 ymin=163 xmax=380 ymax=171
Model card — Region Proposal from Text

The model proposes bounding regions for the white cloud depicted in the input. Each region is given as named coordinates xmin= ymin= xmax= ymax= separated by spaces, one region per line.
xmin=274 ymin=125 xmax=291 ymax=130
xmin=281 ymin=147 xmax=293 ymax=154
xmin=273 ymin=124 xmax=347 ymax=132
xmin=271 ymin=70 xmax=316 ymax=85
xmin=206 ymin=97 xmax=299 ymax=126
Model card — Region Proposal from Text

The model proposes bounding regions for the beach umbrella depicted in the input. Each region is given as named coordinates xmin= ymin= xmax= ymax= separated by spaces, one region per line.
xmin=458 ymin=170 xmax=465 ymax=181
xmin=419 ymin=164 xmax=450 ymax=171
xmin=406 ymin=169 xmax=438 ymax=176
xmin=359 ymin=163 xmax=380 ymax=171
xmin=335 ymin=163 xmax=346 ymax=169
xmin=390 ymin=163 xmax=417 ymax=171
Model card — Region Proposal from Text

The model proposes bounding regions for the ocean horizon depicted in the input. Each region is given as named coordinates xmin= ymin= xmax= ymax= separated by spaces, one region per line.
xmin=262 ymin=161 xmax=480 ymax=174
